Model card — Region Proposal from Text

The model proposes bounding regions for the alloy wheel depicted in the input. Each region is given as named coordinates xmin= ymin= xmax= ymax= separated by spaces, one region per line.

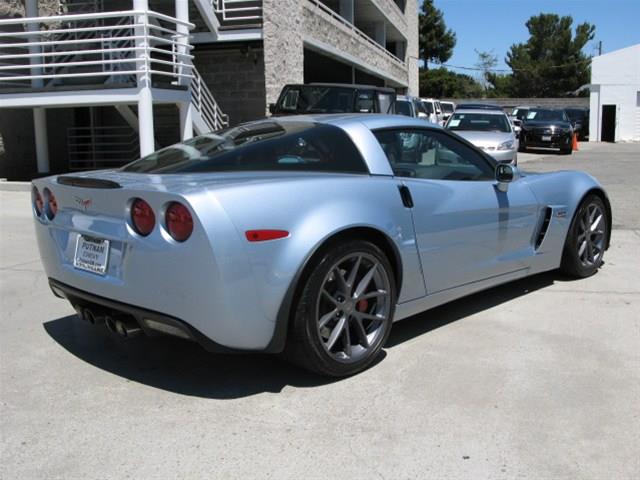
xmin=576 ymin=202 xmax=606 ymax=267
xmin=315 ymin=252 xmax=392 ymax=363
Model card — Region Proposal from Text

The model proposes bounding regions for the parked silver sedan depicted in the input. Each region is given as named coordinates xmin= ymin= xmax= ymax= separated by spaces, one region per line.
xmin=445 ymin=109 xmax=518 ymax=164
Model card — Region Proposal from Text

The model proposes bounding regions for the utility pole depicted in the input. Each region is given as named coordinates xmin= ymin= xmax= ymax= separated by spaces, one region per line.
xmin=598 ymin=41 xmax=602 ymax=56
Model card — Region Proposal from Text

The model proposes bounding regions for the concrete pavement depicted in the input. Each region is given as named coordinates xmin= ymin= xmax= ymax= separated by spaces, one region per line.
xmin=1 ymin=143 xmax=639 ymax=479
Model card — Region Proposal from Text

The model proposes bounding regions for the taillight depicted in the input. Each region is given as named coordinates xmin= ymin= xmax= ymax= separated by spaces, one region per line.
xmin=43 ymin=188 xmax=57 ymax=220
xmin=130 ymin=198 xmax=155 ymax=236
xmin=32 ymin=186 xmax=43 ymax=217
xmin=165 ymin=202 xmax=193 ymax=242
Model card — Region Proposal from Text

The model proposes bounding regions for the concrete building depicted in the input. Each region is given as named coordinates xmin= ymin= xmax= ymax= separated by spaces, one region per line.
xmin=0 ymin=0 xmax=418 ymax=179
xmin=589 ymin=44 xmax=640 ymax=143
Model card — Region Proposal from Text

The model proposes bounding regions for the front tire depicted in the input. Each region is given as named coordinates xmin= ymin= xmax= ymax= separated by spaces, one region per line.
xmin=560 ymin=194 xmax=608 ymax=278
xmin=285 ymin=240 xmax=396 ymax=377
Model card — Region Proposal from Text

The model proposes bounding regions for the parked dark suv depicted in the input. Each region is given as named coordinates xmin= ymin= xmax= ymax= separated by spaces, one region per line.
xmin=564 ymin=108 xmax=590 ymax=140
xmin=269 ymin=83 xmax=396 ymax=116
xmin=519 ymin=108 xmax=574 ymax=154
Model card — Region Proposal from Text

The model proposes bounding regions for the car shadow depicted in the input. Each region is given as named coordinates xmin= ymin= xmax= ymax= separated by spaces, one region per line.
xmin=43 ymin=271 xmax=567 ymax=399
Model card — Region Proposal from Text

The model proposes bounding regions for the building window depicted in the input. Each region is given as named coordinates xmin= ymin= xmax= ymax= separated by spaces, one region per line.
xmin=636 ymin=91 xmax=640 ymax=107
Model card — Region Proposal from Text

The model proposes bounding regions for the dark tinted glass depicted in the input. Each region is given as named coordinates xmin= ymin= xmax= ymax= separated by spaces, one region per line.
xmin=395 ymin=100 xmax=412 ymax=116
xmin=373 ymin=128 xmax=494 ymax=181
xmin=276 ymin=86 xmax=355 ymax=113
xmin=122 ymin=122 xmax=368 ymax=174
xmin=421 ymin=101 xmax=434 ymax=114
xmin=447 ymin=112 xmax=511 ymax=132
xmin=441 ymin=103 xmax=454 ymax=113
xmin=525 ymin=109 xmax=568 ymax=122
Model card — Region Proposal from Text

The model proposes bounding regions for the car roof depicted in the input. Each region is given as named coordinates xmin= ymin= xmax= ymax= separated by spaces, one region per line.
xmin=273 ymin=113 xmax=442 ymax=131
xmin=453 ymin=109 xmax=506 ymax=115
xmin=298 ymin=83 xmax=396 ymax=93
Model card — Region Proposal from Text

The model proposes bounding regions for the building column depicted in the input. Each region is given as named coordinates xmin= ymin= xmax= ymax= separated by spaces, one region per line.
xmin=176 ymin=0 xmax=193 ymax=140
xmin=339 ymin=0 xmax=354 ymax=23
xmin=134 ymin=0 xmax=154 ymax=156
xmin=26 ymin=0 xmax=50 ymax=173
xmin=179 ymin=101 xmax=194 ymax=139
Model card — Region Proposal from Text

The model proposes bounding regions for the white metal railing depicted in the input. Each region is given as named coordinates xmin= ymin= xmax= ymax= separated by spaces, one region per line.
xmin=0 ymin=10 xmax=195 ymax=86
xmin=306 ymin=0 xmax=405 ymax=67
xmin=212 ymin=0 xmax=262 ymax=26
xmin=190 ymin=66 xmax=229 ymax=131
xmin=67 ymin=125 xmax=139 ymax=170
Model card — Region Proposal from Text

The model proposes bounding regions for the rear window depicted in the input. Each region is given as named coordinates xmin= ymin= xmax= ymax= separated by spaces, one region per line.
xmin=122 ymin=122 xmax=368 ymax=174
xmin=276 ymin=86 xmax=355 ymax=114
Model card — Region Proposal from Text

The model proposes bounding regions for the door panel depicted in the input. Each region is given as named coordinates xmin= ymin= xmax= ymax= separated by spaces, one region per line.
xmin=406 ymin=178 xmax=540 ymax=293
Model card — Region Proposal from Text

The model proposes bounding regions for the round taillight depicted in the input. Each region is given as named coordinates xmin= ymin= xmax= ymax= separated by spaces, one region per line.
xmin=44 ymin=188 xmax=57 ymax=220
xmin=130 ymin=198 xmax=155 ymax=236
xmin=32 ymin=187 xmax=43 ymax=217
xmin=165 ymin=202 xmax=193 ymax=242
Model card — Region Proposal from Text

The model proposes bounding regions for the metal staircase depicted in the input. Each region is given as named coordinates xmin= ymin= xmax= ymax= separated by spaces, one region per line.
xmin=212 ymin=0 xmax=263 ymax=30
xmin=0 ymin=4 xmax=230 ymax=170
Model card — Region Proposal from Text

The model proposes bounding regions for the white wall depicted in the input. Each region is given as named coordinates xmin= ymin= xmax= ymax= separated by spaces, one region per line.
xmin=589 ymin=44 xmax=640 ymax=142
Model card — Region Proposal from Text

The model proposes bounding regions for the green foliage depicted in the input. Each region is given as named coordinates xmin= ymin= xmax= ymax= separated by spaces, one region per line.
xmin=486 ymin=73 xmax=514 ymax=97
xmin=419 ymin=0 xmax=456 ymax=69
xmin=419 ymin=68 xmax=484 ymax=98
xmin=506 ymin=14 xmax=595 ymax=97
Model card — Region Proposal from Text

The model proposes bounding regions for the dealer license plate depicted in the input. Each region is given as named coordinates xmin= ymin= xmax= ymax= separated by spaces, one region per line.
xmin=541 ymin=135 xmax=552 ymax=141
xmin=74 ymin=235 xmax=110 ymax=275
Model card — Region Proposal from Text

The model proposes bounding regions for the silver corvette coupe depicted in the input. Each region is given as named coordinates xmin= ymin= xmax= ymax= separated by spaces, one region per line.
xmin=32 ymin=115 xmax=611 ymax=376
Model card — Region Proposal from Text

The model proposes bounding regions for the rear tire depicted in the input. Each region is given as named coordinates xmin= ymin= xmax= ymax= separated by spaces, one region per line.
xmin=284 ymin=240 xmax=396 ymax=377
xmin=560 ymin=194 xmax=608 ymax=278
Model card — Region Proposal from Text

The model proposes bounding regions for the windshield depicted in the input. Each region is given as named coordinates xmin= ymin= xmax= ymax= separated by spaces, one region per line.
xmin=420 ymin=101 xmax=434 ymax=114
xmin=446 ymin=113 xmax=511 ymax=133
xmin=395 ymin=100 xmax=412 ymax=116
xmin=525 ymin=109 xmax=568 ymax=122
xmin=276 ymin=86 xmax=355 ymax=114
xmin=565 ymin=109 xmax=585 ymax=121
xmin=121 ymin=122 xmax=368 ymax=174
xmin=441 ymin=103 xmax=454 ymax=113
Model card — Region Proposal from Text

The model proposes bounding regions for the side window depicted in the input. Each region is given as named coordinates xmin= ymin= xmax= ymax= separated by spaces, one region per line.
xmin=373 ymin=129 xmax=494 ymax=181
xmin=281 ymin=89 xmax=299 ymax=111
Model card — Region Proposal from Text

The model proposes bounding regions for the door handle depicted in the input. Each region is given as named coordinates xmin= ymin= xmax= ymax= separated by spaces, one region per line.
xmin=398 ymin=185 xmax=414 ymax=208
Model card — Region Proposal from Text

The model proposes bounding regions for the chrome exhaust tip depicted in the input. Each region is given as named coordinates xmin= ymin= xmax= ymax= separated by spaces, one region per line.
xmin=114 ymin=319 xmax=142 ymax=339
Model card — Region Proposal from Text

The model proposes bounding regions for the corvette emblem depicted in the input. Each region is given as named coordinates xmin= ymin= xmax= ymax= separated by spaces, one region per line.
xmin=74 ymin=196 xmax=92 ymax=210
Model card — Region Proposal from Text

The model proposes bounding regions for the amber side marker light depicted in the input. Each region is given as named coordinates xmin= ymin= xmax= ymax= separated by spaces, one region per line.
xmin=245 ymin=230 xmax=289 ymax=242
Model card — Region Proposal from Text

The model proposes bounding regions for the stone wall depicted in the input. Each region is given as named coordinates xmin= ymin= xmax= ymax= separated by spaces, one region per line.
xmin=369 ymin=0 xmax=407 ymax=33
xmin=405 ymin=0 xmax=419 ymax=96
xmin=302 ymin=1 xmax=408 ymax=87
xmin=262 ymin=0 xmax=304 ymax=109
xmin=193 ymin=44 xmax=267 ymax=125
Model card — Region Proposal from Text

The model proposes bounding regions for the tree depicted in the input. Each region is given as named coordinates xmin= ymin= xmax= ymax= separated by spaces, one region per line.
xmin=506 ymin=14 xmax=595 ymax=97
xmin=486 ymin=72 xmax=514 ymax=97
xmin=419 ymin=67 xmax=483 ymax=99
xmin=419 ymin=0 xmax=456 ymax=70
xmin=474 ymin=49 xmax=498 ymax=91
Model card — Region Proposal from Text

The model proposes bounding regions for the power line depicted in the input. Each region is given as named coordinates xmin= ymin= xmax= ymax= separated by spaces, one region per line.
xmin=428 ymin=57 xmax=592 ymax=74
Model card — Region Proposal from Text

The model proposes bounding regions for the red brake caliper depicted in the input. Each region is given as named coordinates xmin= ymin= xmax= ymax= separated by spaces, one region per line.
xmin=356 ymin=299 xmax=369 ymax=312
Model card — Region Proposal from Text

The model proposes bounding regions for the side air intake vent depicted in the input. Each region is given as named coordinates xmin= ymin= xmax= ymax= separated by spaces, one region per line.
xmin=535 ymin=207 xmax=553 ymax=249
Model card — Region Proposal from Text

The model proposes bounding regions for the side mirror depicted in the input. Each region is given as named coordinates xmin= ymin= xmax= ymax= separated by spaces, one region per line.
xmin=495 ymin=163 xmax=519 ymax=192
xmin=268 ymin=103 xmax=276 ymax=115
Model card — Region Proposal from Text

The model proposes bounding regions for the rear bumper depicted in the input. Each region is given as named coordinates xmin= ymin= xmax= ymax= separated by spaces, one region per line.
xmin=49 ymin=278 xmax=251 ymax=353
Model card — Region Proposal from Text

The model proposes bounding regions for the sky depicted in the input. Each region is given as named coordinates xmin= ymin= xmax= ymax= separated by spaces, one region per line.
xmin=432 ymin=0 xmax=640 ymax=76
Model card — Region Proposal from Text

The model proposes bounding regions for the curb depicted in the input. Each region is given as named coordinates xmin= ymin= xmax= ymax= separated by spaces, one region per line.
xmin=0 ymin=181 xmax=31 ymax=192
